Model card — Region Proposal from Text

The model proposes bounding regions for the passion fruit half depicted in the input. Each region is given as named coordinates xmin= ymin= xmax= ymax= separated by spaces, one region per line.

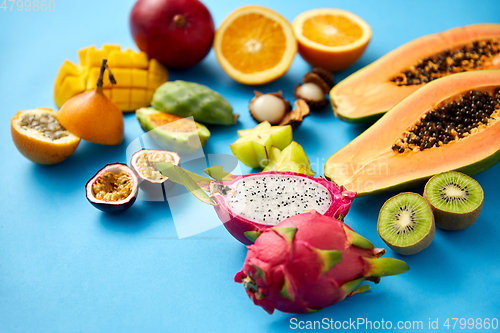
xmin=11 ymin=108 xmax=81 ymax=165
xmin=130 ymin=149 xmax=181 ymax=194
xmin=86 ymin=163 xmax=139 ymax=214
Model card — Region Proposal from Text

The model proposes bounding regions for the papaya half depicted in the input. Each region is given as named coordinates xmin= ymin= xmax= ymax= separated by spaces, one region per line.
xmin=330 ymin=24 xmax=500 ymax=123
xmin=324 ymin=70 xmax=500 ymax=196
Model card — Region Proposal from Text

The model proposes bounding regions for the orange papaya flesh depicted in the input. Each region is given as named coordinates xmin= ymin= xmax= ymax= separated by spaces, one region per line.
xmin=149 ymin=113 xmax=200 ymax=133
xmin=324 ymin=70 xmax=500 ymax=196
xmin=331 ymin=24 xmax=500 ymax=123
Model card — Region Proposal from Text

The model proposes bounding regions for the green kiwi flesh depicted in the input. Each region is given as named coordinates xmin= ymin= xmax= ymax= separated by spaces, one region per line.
xmin=424 ymin=171 xmax=484 ymax=231
xmin=378 ymin=192 xmax=435 ymax=255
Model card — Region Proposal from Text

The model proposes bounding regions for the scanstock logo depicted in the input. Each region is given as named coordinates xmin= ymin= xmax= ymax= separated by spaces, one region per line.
xmin=126 ymin=119 xmax=242 ymax=239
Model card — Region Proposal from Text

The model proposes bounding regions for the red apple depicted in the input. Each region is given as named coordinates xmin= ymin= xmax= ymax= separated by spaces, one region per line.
xmin=130 ymin=0 xmax=215 ymax=69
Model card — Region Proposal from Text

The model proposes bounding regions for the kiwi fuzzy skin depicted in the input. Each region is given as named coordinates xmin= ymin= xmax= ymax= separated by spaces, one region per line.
xmin=423 ymin=177 xmax=484 ymax=231
xmin=377 ymin=193 xmax=436 ymax=256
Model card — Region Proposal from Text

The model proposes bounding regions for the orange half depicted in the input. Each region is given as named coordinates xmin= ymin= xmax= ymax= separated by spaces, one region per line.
xmin=293 ymin=8 xmax=372 ymax=72
xmin=214 ymin=6 xmax=297 ymax=85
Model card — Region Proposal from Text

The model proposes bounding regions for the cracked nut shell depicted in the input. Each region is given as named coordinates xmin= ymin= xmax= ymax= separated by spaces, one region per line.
xmin=309 ymin=67 xmax=335 ymax=92
xmin=279 ymin=99 xmax=310 ymax=130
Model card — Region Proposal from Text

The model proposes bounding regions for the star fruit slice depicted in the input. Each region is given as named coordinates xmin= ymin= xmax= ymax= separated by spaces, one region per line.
xmin=230 ymin=121 xmax=292 ymax=168
xmin=263 ymin=141 xmax=315 ymax=176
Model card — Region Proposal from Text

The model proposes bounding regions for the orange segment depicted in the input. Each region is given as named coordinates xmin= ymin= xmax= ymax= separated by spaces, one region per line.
xmin=293 ymin=9 xmax=372 ymax=72
xmin=214 ymin=6 xmax=297 ymax=85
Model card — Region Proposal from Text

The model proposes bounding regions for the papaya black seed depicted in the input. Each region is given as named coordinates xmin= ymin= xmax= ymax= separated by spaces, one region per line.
xmin=393 ymin=89 xmax=499 ymax=154
xmin=391 ymin=40 xmax=500 ymax=86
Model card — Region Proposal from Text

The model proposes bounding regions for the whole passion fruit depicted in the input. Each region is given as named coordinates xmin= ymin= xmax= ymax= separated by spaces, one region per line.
xmin=130 ymin=149 xmax=180 ymax=195
xmin=86 ymin=163 xmax=139 ymax=214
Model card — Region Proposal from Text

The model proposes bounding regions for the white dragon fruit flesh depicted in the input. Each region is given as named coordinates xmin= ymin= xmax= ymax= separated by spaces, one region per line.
xmin=157 ymin=164 xmax=356 ymax=245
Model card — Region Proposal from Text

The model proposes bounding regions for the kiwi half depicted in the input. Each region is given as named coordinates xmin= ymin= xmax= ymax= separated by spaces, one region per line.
xmin=378 ymin=192 xmax=435 ymax=255
xmin=424 ymin=171 xmax=484 ymax=231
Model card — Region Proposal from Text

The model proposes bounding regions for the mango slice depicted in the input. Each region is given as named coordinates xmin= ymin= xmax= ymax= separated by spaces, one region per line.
xmin=54 ymin=44 xmax=168 ymax=112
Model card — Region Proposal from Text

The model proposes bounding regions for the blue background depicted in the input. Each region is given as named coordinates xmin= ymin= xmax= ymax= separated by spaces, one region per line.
xmin=1 ymin=0 xmax=500 ymax=332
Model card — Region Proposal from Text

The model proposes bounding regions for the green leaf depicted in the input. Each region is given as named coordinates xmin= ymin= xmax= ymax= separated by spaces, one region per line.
xmin=340 ymin=277 xmax=366 ymax=297
xmin=272 ymin=227 xmax=297 ymax=244
xmin=156 ymin=162 xmax=212 ymax=191
xmin=308 ymin=247 xmax=342 ymax=274
xmin=204 ymin=166 xmax=239 ymax=181
xmin=344 ymin=227 xmax=374 ymax=250
xmin=244 ymin=231 xmax=262 ymax=243
xmin=351 ymin=284 xmax=371 ymax=295
xmin=249 ymin=264 xmax=267 ymax=283
xmin=365 ymin=258 xmax=410 ymax=277
xmin=280 ymin=275 xmax=295 ymax=301
xmin=306 ymin=307 xmax=320 ymax=313
xmin=155 ymin=162 xmax=214 ymax=205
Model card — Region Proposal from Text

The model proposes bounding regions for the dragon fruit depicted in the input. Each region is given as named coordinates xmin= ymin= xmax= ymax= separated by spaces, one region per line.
xmin=234 ymin=210 xmax=410 ymax=314
xmin=156 ymin=164 xmax=356 ymax=245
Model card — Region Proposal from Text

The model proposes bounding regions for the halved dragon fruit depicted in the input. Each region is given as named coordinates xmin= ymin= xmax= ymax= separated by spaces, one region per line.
xmin=156 ymin=164 xmax=356 ymax=244
xmin=235 ymin=210 xmax=410 ymax=314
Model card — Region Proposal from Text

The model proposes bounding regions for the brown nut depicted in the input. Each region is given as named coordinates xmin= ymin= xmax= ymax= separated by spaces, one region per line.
xmin=279 ymin=99 xmax=310 ymax=130
xmin=249 ymin=90 xmax=292 ymax=125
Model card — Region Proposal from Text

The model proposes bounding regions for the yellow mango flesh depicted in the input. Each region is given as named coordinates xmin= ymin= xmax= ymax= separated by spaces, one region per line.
xmin=54 ymin=44 xmax=168 ymax=112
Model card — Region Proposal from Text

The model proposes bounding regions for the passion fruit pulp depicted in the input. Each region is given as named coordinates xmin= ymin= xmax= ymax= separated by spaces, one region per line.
xmin=86 ymin=163 xmax=139 ymax=214
xmin=11 ymin=108 xmax=81 ymax=165
xmin=130 ymin=149 xmax=180 ymax=195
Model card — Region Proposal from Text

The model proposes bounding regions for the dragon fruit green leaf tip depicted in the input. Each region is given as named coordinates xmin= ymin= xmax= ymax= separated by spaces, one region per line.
xmin=156 ymin=163 xmax=356 ymax=245
xmin=235 ymin=211 xmax=410 ymax=314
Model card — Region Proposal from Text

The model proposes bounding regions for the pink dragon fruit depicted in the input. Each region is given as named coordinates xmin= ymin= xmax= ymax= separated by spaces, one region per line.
xmin=157 ymin=164 xmax=356 ymax=245
xmin=234 ymin=210 xmax=410 ymax=314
